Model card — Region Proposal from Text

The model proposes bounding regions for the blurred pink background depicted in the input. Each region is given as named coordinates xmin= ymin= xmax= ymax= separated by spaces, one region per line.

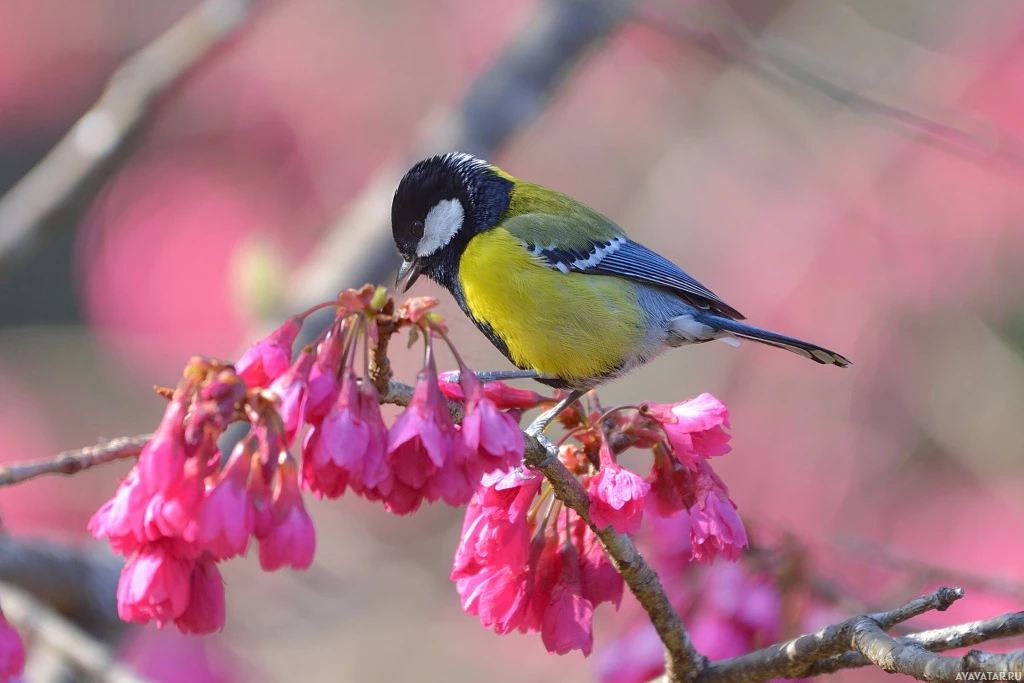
xmin=1 ymin=0 xmax=1023 ymax=680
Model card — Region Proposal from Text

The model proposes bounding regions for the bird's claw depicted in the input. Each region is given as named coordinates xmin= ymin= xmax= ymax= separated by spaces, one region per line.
xmin=523 ymin=426 xmax=558 ymax=470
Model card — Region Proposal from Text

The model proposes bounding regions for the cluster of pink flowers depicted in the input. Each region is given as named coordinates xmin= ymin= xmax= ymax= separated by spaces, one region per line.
xmin=451 ymin=390 xmax=748 ymax=655
xmin=296 ymin=292 xmax=526 ymax=514
xmin=636 ymin=394 xmax=748 ymax=563
xmin=452 ymin=468 xmax=624 ymax=656
xmin=88 ymin=354 xmax=314 ymax=634
xmin=0 ymin=606 xmax=24 ymax=682
xmin=88 ymin=284 xmax=750 ymax=665
xmin=89 ymin=287 xmax=528 ymax=635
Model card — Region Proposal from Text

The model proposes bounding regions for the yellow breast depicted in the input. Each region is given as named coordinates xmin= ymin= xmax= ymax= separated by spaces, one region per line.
xmin=458 ymin=228 xmax=644 ymax=383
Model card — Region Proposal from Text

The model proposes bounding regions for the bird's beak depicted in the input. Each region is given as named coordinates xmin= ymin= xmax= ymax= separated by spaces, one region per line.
xmin=396 ymin=258 xmax=422 ymax=293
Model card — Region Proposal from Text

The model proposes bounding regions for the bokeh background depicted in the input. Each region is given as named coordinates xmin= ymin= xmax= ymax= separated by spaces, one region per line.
xmin=1 ymin=0 xmax=1023 ymax=681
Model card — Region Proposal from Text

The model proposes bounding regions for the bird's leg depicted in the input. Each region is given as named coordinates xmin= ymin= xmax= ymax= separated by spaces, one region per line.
xmin=440 ymin=369 xmax=540 ymax=384
xmin=523 ymin=389 xmax=585 ymax=469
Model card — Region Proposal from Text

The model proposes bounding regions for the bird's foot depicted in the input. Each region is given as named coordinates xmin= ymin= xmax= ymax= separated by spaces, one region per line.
xmin=521 ymin=388 xmax=584 ymax=470
xmin=523 ymin=424 xmax=558 ymax=470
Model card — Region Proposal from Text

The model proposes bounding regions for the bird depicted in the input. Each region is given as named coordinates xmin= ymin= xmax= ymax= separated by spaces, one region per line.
xmin=391 ymin=152 xmax=850 ymax=434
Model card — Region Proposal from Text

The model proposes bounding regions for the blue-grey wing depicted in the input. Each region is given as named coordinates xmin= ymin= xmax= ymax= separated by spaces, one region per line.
xmin=535 ymin=237 xmax=745 ymax=320
xmin=501 ymin=212 xmax=745 ymax=319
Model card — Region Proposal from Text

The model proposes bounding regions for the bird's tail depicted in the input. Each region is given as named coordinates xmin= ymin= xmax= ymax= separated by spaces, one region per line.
xmin=696 ymin=314 xmax=852 ymax=368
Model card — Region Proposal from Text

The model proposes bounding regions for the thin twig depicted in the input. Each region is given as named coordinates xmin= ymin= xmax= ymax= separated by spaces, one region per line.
xmin=0 ymin=581 xmax=149 ymax=683
xmin=0 ymin=435 xmax=151 ymax=487
xmin=0 ymin=0 xmax=261 ymax=269
xmin=839 ymin=536 xmax=1024 ymax=603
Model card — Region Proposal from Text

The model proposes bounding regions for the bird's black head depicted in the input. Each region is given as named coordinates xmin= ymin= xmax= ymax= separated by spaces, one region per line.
xmin=391 ymin=152 xmax=512 ymax=292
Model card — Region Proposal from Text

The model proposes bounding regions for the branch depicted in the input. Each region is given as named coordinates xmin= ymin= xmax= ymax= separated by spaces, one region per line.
xmin=698 ymin=587 xmax=1024 ymax=683
xmin=523 ymin=436 xmax=705 ymax=682
xmin=0 ymin=0 xmax=261 ymax=269
xmin=281 ymin=0 xmax=634 ymax=321
xmin=636 ymin=8 xmax=1024 ymax=174
xmin=808 ymin=611 xmax=1024 ymax=675
xmin=850 ymin=619 xmax=1024 ymax=679
xmin=0 ymin=581 xmax=147 ymax=683
xmin=0 ymin=434 xmax=151 ymax=487
xmin=0 ymin=536 xmax=125 ymax=642
xmin=0 ymin=434 xmax=151 ymax=488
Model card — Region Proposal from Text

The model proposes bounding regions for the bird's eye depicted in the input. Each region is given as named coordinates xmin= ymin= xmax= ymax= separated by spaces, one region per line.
xmin=410 ymin=220 xmax=425 ymax=238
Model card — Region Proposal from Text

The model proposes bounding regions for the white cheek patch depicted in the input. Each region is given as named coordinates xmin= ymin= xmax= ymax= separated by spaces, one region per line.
xmin=416 ymin=198 xmax=464 ymax=257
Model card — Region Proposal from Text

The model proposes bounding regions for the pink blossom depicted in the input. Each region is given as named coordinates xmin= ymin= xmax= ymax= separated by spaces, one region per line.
xmin=305 ymin=329 xmax=343 ymax=421
xmin=452 ymin=472 xmax=541 ymax=580
xmin=452 ymin=474 xmax=548 ymax=636
xmin=190 ymin=441 xmax=256 ymax=560
xmin=137 ymin=398 xmax=188 ymax=496
xmin=0 ymin=607 xmax=24 ymax=680
xmin=174 ymin=559 xmax=226 ymax=635
xmin=689 ymin=493 xmax=748 ymax=564
xmin=456 ymin=567 xmax=530 ymax=636
xmin=574 ymin=519 xmax=623 ymax=608
xmin=644 ymin=393 xmax=731 ymax=469
xmin=588 ymin=444 xmax=650 ymax=534
xmin=646 ymin=453 xmax=695 ymax=517
xmin=352 ymin=381 xmax=391 ymax=490
xmin=541 ymin=543 xmax=594 ymax=656
xmin=457 ymin=370 xmax=524 ymax=473
xmin=386 ymin=363 xmax=455 ymax=496
xmin=301 ymin=370 xmax=387 ymax=499
xmin=425 ymin=450 xmax=478 ymax=506
xmin=117 ymin=542 xmax=194 ymax=627
xmin=267 ymin=349 xmax=313 ymax=446
xmin=371 ymin=478 xmax=422 ymax=516
xmin=143 ymin=454 xmax=205 ymax=543
xmin=258 ymin=459 xmax=316 ymax=571
xmin=685 ymin=459 xmax=747 ymax=563
xmin=89 ymin=468 xmax=148 ymax=555
xmin=247 ymin=455 xmax=274 ymax=540
xmin=235 ymin=315 xmax=303 ymax=388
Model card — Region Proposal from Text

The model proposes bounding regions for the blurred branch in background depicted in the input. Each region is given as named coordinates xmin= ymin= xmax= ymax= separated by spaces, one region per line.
xmin=636 ymin=7 xmax=1024 ymax=174
xmin=0 ymin=581 xmax=145 ymax=683
xmin=0 ymin=0 xmax=262 ymax=272
xmin=281 ymin=0 xmax=633 ymax=334
xmin=0 ymin=537 xmax=124 ymax=642
xmin=838 ymin=536 xmax=1024 ymax=604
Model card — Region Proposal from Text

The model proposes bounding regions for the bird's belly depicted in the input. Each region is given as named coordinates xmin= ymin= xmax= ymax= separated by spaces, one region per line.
xmin=458 ymin=229 xmax=646 ymax=385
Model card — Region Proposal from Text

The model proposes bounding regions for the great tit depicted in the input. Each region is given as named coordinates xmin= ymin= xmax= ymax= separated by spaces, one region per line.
xmin=391 ymin=152 xmax=850 ymax=394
